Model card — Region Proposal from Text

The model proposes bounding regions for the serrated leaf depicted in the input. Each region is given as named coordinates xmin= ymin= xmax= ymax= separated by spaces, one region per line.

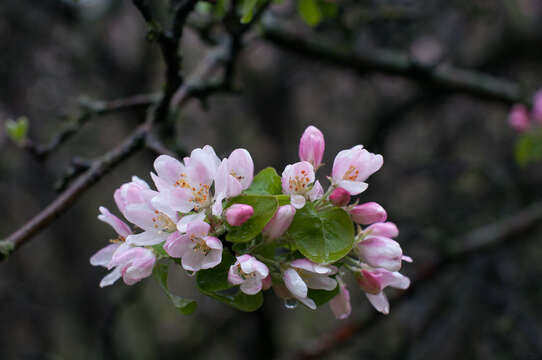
xmin=288 ymin=202 xmax=354 ymax=264
xmin=298 ymin=0 xmax=322 ymax=26
xmin=226 ymin=195 xmax=279 ymax=243
xmin=154 ymin=262 xmax=197 ymax=315
xmin=245 ymin=167 xmax=283 ymax=195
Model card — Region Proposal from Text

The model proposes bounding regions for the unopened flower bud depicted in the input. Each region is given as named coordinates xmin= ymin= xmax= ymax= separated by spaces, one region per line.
xmin=508 ymin=104 xmax=530 ymax=132
xmin=225 ymin=204 xmax=254 ymax=226
xmin=263 ymin=205 xmax=296 ymax=240
xmin=365 ymin=222 xmax=399 ymax=238
xmin=299 ymin=125 xmax=325 ymax=169
xmin=329 ymin=284 xmax=351 ymax=320
xmin=350 ymin=202 xmax=387 ymax=225
xmin=355 ymin=236 xmax=403 ymax=271
xmin=329 ymin=187 xmax=350 ymax=207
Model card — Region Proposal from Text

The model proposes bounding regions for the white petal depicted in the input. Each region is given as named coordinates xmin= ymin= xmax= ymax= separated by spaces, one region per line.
xmin=291 ymin=194 xmax=306 ymax=209
xmin=283 ymin=268 xmax=308 ymax=299
xmin=366 ymin=292 xmax=389 ymax=314
xmin=99 ymin=267 xmax=123 ymax=287
xmin=90 ymin=243 xmax=120 ymax=267
xmin=338 ymin=180 xmax=368 ymax=195
xmin=126 ymin=231 xmax=166 ymax=246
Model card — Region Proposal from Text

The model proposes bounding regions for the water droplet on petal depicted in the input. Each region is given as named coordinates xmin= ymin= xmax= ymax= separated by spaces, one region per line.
xmin=284 ymin=298 xmax=298 ymax=309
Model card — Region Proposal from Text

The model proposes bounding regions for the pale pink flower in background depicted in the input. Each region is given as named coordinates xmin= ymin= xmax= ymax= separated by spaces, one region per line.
xmin=533 ymin=89 xmax=542 ymax=124
xmin=262 ymin=204 xmax=296 ymax=240
xmin=356 ymin=268 xmax=410 ymax=314
xmin=329 ymin=187 xmax=350 ymax=207
xmin=281 ymin=161 xmax=315 ymax=209
xmin=212 ymin=149 xmax=254 ymax=215
xmin=228 ymin=254 xmax=269 ymax=295
xmin=283 ymin=259 xmax=338 ymax=310
xmin=225 ymin=204 xmax=254 ymax=226
xmin=90 ymin=243 xmax=129 ymax=287
xmin=332 ymin=145 xmax=383 ymax=195
xmin=350 ymin=202 xmax=387 ymax=225
xmin=298 ymin=125 xmax=325 ymax=169
xmin=163 ymin=220 xmax=222 ymax=272
xmin=329 ymin=284 xmax=351 ymax=320
xmin=355 ymin=235 xmax=405 ymax=272
xmin=365 ymin=222 xmax=399 ymax=238
xmin=108 ymin=246 xmax=156 ymax=286
xmin=508 ymin=104 xmax=531 ymax=132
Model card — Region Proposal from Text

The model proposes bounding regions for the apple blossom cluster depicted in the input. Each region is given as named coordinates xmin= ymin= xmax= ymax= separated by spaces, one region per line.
xmin=90 ymin=125 xmax=412 ymax=318
xmin=508 ymin=88 xmax=542 ymax=133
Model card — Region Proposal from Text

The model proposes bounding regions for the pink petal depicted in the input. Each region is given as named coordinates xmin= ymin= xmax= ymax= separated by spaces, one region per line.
xmin=283 ymin=268 xmax=308 ymax=299
xmin=126 ymin=231 xmax=166 ymax=246
xmin=164 ymin=232 xmax=191 ymax=258
xmin=366 ymin=292 xmax=390 ymax=315
xmin=176 ymin=212 xmax=206 ymax=233
xmin=90 ymin=243 xmax=120 ymax=267
xmin=99 ymin=267 xmax=123 ymax=288
xmin=303 ymin=274 xmax=337 ymax=291
xmin=338 ymin=180 xmax=368 ymax=196
xmin=154 ymin=155 xmax=184 ymax=185
xmin=186 ymin=220 xmax=210 ymax=237
xmin=291 ymin=194 xmax=306 ymax=209
xmin=228 ymin=148 xmax=254 ymax=189
xmin=240 ymin=277 xmax=262 ymax=295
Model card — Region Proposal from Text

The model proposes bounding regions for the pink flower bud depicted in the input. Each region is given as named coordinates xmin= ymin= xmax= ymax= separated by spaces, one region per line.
xmin=299 ymin=125 xmax=325 ymax=169
xmin=329 ymin=284 xmax=351 ymax=320
xmin=329 ymin=187 xmax=350 ymax=207
xmin=533 ymin=90 xmax=542 ymax=124
xmin=225 ymin=204 xmax=254 ymax=226
xmin=355 ymin=236 xmax=403 ymax=271
xmin=365 ymin=222 xmax=399 ymax=238
xmin=350 ymin=202 xmax=387 ymax=225
xmin=109 ymin=246 xmax=156 ymax=286
xmin=262 ymin=205 xmax=296 ymax=240
xmin=356 ymin=269 xmax=410 ymax=294
xmin=508 ymin=104 xmax=530 ymax=132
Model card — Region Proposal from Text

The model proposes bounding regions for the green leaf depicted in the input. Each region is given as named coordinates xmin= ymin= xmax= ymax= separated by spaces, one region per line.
xmin=288 ymin=202 xmax=354 ymax=264
xmin=226 ymin=195 xmax=279 ymax=243
xmin=245 ymin=167 xmax=283 ymax=195
xmin=308 ymin=284 xmax=339 ymax=307
xmin=154 ymin=262 xmax=197 ymax=315
xmin=298 ymin=0 xmax=322 ymax=26
xmin=515 ymin=131 xmax=542 ymax=167
xmin=151 ymin=243 xmax=169 ymax=259
xmin=197 ymin=248 xmax=264 ymax=312
xmin=5 ymin=116 xmax=29 ymax=144
xmin=197 ymin=247 xmax=236 ymax=292
xmin=241 ymin=0 xmax=259 ymax=23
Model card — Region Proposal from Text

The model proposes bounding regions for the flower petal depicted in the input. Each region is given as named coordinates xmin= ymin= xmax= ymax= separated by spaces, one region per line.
xmin=283 ymin=268 xmax=308 ymax=299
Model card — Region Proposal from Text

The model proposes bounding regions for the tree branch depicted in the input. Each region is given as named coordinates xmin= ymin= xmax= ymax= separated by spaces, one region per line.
xmin=262 ymin=23 xmax=529 ymax=105
xmin=21 ymin=93 xmax=158 ymax=161
xmin=294 ymin=200 xmax=542 ymax=359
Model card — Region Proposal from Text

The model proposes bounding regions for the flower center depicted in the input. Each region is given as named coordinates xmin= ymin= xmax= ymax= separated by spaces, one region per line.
xmin=173 ymin=173 xmax=210 ymax=211
xmin=230 ymin=170 xmax=244 ymax=182
xmin=342 ymin=165 xmax=360 ymax=181
xmin=236 ymin=264 xmax=255 ymax=280
xmin=109 ymin=236 xmax=125 ymax=244
xmin=151 ymin=211 xmax=176 ymax=233
xmin=190 ymin=234 xmax=211 ymax=255
xmin=288 ymin=170 xmax=311 ymax=193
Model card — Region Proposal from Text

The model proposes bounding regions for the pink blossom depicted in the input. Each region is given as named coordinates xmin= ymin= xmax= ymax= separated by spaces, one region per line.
xmin=109 ymin=245 xmax=156 ymax=286
xmin=113 ymin=177 xmax=156 ymax=218
xmin=332 ymin=145 xmax=383 ymax=195
xmin=225 ymin=204 xmax=254 ymax=226
xmin=97 ymin=206 xmax=132 ymax=239
xmin=228 ymin=254 xmax=269 ymax=295
xmin=329 ymin=284 xmax=351 ymax=320
xmin=281 ymin=161 xmax=315 ymax=209
xmin=365 ymin=222 xmax=399 ymax=238
xmin=533 ymin=90 xmax=542 ymax=124
xmin=212 ymin=149 xmax=254 ymax=215
xmin=307 ymin=180 xmax=324 ymax=201
xmin=350 ymin=202 xmax=387 ymax=225
xmin=356 ymin=269 xmax=410 ymax=315
xmin=124 ymin=198 xmax=177 ymax=247
xmin=329 ymin=187 xmax=350 ymax=207
xmin=262 ymin=205 xmax=296 ymax=240
xmin=163 ymin=220 xmax=222 ymax=272
xmin=508 ymin=104 xmax=531 ymax=132
xmin=283 ymin=259 xmax=338 ymax=310
xmin=355 ymin=235 xmax=404 ymax=272
xmin=298 ymin=125 xmax=325 ymax=169
xmin=151 ymin=146 xmax=221 ymax=214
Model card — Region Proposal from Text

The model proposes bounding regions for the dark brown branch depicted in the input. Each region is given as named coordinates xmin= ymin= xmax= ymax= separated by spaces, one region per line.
xmin=262 ymin=23 xmax=530 ymax=106
xmin=21 ymin=93 xmax=158 ymax=161
xmin=294 ymin=200 xmax=542 ymax=360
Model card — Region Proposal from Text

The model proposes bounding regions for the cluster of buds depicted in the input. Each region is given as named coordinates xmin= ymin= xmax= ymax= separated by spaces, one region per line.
xmin=508 ymin=89 xmax=542 ymax=133
xmin=91 ymin=125 xmax=412 ymax=318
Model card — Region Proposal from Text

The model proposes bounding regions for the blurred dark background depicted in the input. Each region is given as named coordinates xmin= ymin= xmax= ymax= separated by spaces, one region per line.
xmin=2 ymin=0 xmax=542 ymax=359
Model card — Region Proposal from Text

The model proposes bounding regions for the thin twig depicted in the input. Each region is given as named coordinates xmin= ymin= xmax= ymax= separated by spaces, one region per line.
xmin=262 ymin=23 xmax=529 ymax=105
xmin=294 ymin=200 xmax=542 ymax=359
xmin=21 ymin=93 xmax=158 ymax=161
